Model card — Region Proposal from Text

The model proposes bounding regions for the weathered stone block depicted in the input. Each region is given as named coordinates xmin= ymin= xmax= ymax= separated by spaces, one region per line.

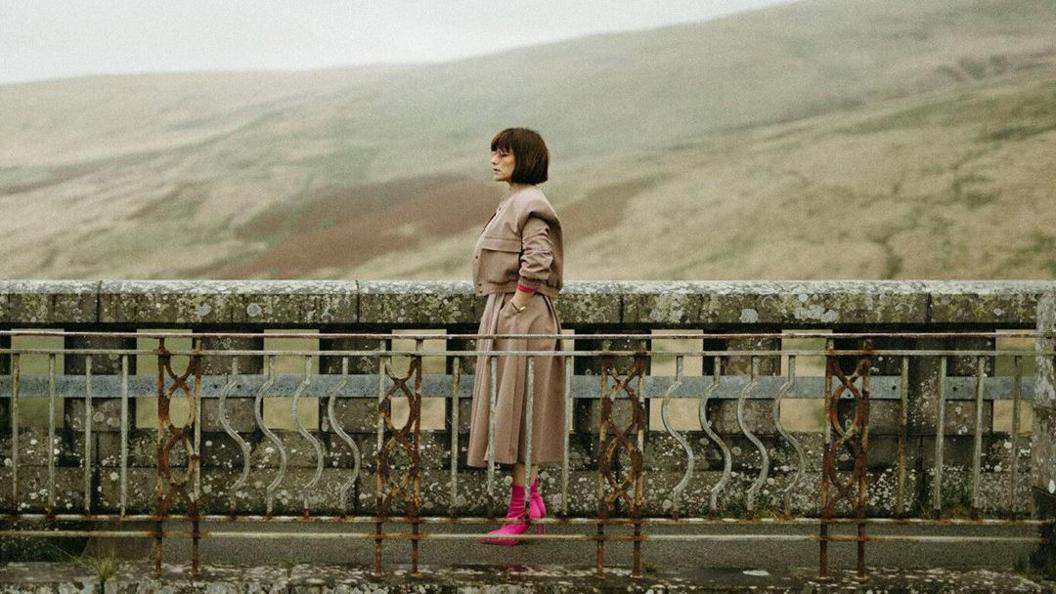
xmin=856 ymin=400 xmax=903 ymax=435
xmin=928 ymin=280 xmax=1051 ymax=325
xmin=622 ymin=282 xmax=706 ymax=325
xmin=722 ymin=434 xmax=793 ymax=472
xmin=96 ymin=466 xmax=361 ymax=515
xmin=359 ymin=281 xmax=475 ymax=325
xmin=638 ymin=469 xmax=824 ymax=517
xmin=708 ymin=400 xmax=778 ymax=435
xmin=894 ymin=398 xmax=995 ymax=436
xmin=64 ymin=398 xmax=126 ymax=432
xmin=769 ymin=432 xmax=826 ymax=473
xmin=326 ymin=396 xmax=447 ymax=433
xmin=642 ymin=433 xmax=711 ymax=471
xmin=0 ymin=429 xmax=65 ymax=466
xmin=920 ymin=436 xmax=977 ymax=467
xmin=248 ymin=431 xmax=331 ymax=469
xmin=197 ymin=432 xmax=255 ymax=469
xmin=327 ymin=398 xmax=378 ymax=433
xmin=941 ymin=401 xmax=993 ymax=436
xmin=96 ymin=429 xmax=169 ymax=467
xmin=726 ymin=336 xmax=781 ymax=375
xmin=353 ymin=431 xmax=451 ymax=470
xmin=0 ymin=280 xmax=98 ymax=324
xmin=701 ymin=281 xmax=930 ymax=327
xmin=556 ymin=281 xmax=622 ymax=325
xmin=0 ymin=466 xmax=86 ymax=512
xmin=98 ymin=280 xmax=358 ymax=325
xmin=0 ymin=431 xmax=85 ymax=468
xmin=578 ymin=398 xmax=644 ymax=433
xmin=99 ymin=280 xmax=237 ymax=324
xmin=202 ymin=397 xmax=258 ymax=432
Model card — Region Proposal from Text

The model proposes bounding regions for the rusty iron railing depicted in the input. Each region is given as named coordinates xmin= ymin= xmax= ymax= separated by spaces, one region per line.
xmin=1 ymin=329 xmax=1054 ymax=580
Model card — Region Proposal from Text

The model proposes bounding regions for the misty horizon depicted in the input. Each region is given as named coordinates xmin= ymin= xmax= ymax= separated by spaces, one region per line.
xmin=1 ymin=0 xmax=793 ymax=85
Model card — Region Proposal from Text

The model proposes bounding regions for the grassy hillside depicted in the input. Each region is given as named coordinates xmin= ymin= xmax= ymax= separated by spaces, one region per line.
xmin=0 ymin=0 xmax=1053 ymax=280
xmin=324 ymin=68 xmax=1056 ymax=281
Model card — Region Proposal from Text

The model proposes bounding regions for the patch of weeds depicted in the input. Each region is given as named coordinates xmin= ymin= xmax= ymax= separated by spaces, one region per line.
xmin=46 ymin=542 xmax=121 ymax=585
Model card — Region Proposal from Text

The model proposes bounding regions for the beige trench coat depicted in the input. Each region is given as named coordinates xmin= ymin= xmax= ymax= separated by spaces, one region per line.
xmin=466 ymin=185 xmax=566 ymax=467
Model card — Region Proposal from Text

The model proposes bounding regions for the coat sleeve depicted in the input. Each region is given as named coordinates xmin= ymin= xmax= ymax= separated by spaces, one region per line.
xmin=517 ymin=215 xmax=555 ymax=290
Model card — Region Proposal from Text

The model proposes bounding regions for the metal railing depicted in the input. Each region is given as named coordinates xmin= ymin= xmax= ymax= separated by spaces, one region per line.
xmin=0 ymin=329 xmax=1053 ymax=580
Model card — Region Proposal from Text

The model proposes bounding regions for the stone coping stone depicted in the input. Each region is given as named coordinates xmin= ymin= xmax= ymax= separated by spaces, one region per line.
xmin=97 ymin=280 xmax=359 ymax=325
xmin=0 ymin=561 xmax=1053 ymax=592
xmin=0 ymin=280 xmax=1053 ymax=326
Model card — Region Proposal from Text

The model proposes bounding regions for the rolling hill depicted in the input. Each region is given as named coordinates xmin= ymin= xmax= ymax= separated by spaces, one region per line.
xmin=0 ymin=0 xmax=1054 ymax=280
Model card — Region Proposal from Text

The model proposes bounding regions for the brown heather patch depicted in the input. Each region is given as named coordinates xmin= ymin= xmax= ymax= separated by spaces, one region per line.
xmin=207 ymin=174 xmax=499 ymax=279
xmin=559 ymin=176 xmax=661 ymax=242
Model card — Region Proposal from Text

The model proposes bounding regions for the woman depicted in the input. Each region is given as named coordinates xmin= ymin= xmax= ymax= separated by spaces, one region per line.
xmin=467 ymin=127 xmax=565 ymax=545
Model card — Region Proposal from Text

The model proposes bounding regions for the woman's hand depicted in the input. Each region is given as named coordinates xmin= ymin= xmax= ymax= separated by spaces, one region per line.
xmin=510 ymin=293 xmax=532 ymax=311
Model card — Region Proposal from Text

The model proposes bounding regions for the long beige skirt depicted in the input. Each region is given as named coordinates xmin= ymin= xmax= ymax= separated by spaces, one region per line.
xmin=466 ymin=291 xmax=566 ymax=467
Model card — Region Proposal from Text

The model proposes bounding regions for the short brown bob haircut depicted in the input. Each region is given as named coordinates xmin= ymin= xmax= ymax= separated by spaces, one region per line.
xmin=491 ymin=127 xmax=549 ymax=185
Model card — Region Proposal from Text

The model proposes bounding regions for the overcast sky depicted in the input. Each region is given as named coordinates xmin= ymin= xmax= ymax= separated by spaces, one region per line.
xmin=1 ymin=0 xmax=793 ymax=85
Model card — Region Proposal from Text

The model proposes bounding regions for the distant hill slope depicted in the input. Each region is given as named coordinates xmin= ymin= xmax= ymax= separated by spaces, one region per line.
xmin=296 ymin=68 xmax=1056 ymax=281
xmin=0 ymin=0 xmax=1053 ymax=280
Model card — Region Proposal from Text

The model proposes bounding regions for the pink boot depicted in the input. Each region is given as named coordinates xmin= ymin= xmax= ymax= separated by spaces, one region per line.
xmin=529 ymin=478 xmax=546 ymax=534
xmin=481 ymin=484 xmax=529 ymax=545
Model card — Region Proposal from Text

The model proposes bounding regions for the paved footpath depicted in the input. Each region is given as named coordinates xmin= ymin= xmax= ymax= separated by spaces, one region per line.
xmin=2 ymin=521 xmax=1054 ymax=592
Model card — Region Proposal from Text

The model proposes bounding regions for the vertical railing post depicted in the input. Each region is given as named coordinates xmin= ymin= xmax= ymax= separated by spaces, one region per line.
xmin=1030 ymin=292 xmax=1056 ymax=577
xmin=444 ymin=326 xmax=476 ymax=516
xmin=908 ymin=336 xmax=945 ymax=517
xmin=65 ymin=330 xmax=137 ymax=513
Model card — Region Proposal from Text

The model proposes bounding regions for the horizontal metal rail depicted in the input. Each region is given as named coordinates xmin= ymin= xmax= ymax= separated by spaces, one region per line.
xmin=3 ymin=330 xmax=1054 ymax=340
xmin=0 ymin=373 xmax=1041 ymax=400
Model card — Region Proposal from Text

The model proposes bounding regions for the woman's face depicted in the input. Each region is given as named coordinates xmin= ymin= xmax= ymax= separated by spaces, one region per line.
xmin=491 ymin=148 xmax=515 ymax=183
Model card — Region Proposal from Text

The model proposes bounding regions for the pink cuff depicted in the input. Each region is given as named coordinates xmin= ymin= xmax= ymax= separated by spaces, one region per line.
xmin=516 ymin=283 xmax=537 ymax=294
